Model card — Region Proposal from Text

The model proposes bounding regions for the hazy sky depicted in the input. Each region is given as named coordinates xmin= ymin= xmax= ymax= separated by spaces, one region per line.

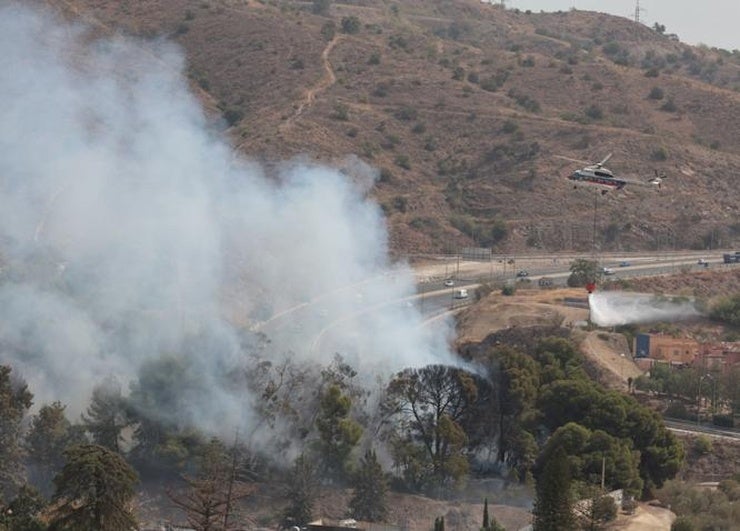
xmin=506 ymin=0 xmax=739 ymax=51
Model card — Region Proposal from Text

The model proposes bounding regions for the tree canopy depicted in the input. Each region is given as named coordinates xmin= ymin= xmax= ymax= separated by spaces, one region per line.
xmin=50 ymin=444 xmax=138 ymax=531
xmin=0 ymin=365 xmax=33 ymax=502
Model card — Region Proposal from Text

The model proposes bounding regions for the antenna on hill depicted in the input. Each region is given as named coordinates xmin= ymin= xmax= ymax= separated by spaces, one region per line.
xmin=634 ymin=0 xmax=647 ymax=24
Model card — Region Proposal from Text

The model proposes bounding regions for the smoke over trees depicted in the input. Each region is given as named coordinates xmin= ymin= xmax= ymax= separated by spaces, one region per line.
xmin=0 ymin=4 xmax=690 ymax=529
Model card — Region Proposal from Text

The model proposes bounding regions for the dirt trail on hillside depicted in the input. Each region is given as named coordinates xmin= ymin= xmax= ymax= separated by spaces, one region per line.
xmin=280 ymin=34 xmax=343 ymax=131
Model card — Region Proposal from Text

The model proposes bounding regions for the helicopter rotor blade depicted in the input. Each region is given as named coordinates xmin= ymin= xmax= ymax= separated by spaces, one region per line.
xmin=554 ymin=155 xmax=590 ymax=164
xmin=597 ymin=153 xmax=613 ymax=167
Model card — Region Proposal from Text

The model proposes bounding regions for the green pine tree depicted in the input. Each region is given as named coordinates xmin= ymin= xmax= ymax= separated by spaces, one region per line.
xmin=349 ymin=449 xmax=388 ymax=522
xmin=532 ymin=446 xmax=574 ymax=531
xmin=49 ymin=444 xmax=138 ymax=531
xmin=81 ymin=377 xmax=128 ymax=453
xmin=283 ymin=454 xmax=318 ymax=527
xmin=0 ymin=366 xmax=33 ymax=502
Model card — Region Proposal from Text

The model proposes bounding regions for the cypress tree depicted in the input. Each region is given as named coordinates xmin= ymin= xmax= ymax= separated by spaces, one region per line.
xmin=349 ymin=449 xmax=388 ymax=522
xmin=532 ymin=446 xmax=574 ymax=531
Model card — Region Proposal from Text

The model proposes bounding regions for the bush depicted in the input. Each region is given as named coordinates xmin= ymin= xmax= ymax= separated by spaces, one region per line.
xmin=712 ymin=414 xmax=734 ymax=428
xmin=519 ymin=55 xmax=535 ymax=67
xmin=368 ymin=51 xmax=381 ymax=65
xmin=507 ymin=89 xmax=540 ymax=112
xmin=222 ymin=107 xmax=243 ymax=126
xmin=501 ymin=120 xmax=519 ymax=134
xmin=392 ymin=196 xmax=408 ymax=212
xmin=312 ymin=0 xmax=331 ymax=16
xmin=321 ymin=21 xmax=336 ymax=41
xmin=394 ymin=155 xmax=411 ymax=170
xmin=584 ymin=104 xmax=603 ymax=120
xmin=693 ymin=435 xmax=713 ymax=455
xmin=388 ymin=34 xmax=409 ymax=51
xmin=378 ymin=167 xmax=394 ymax=184
xmin=341 ymin=16 xmax=361 ymax=34
xmin=501 ymin=284 xmax=516 ymax=296
xmin=645 ymin=67 xmax=660 ymax=77
xmin=648 ymin=86 xmax=665 ymax=100
xmin=411 ymin=122 xmax=425 ymax=134
xmin=480 ymin=71 xmax=509 ymax=92
xmin=372 ymin=83 xmax=389 ymax=97
xmin=592 ymin=495 xmax=617 ymax=523
xmin=671 ymin=516 xmax=695 ymax=531
xmin=651 ymin=147 xmax=668 ymax=160
xmin=709 ymin=294 xmax=740 ymax=326
xmin=331 ymin=103 xmax=349 ymax=121
xmin=664 ymin=401 xmax=690 ymax=420
xmin=394 ymin=105 xmax=418 ymax=122
xmin=660 ymin=98 xmax=678 ymax=112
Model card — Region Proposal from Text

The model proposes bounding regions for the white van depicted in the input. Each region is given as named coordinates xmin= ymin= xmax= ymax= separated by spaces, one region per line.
xmin=454 ymin=288 xmax=469 ymax=299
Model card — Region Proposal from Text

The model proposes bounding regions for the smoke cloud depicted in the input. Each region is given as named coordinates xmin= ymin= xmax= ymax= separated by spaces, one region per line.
xmin=589 ymin=292 xmax=700 ymax=327
xmin=0 ymin=5 xmax=456 ymax=438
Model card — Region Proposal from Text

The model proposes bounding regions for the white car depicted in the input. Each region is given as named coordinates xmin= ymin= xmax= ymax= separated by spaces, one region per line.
xmin=697 ymin=258 xmax=707 ymax=265
xmin=602 ymin=267 xmax=615 ymax=275
xmin=444 ymin=279 xmax=455 ymax=287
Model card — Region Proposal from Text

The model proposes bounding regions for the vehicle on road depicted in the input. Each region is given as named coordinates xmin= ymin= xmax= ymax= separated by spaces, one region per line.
xmin=516 ymin=270 xmax=529 ymax=278
xmin=619 ymin=261 xmax=630 ymax=267
xmin=444 ymin=279 xmax=455 ymax=287
xmin=697 ymin=258 xmax=708 ymax=266
xmin=538 ymin=277 xmax=553 ymax=288
xmin=602 ymin=267 xmax=615 ymax=275
xmin=454 ymin=288 xmax=469 ymax=299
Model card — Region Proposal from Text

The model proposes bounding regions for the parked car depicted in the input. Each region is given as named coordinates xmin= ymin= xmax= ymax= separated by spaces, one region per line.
xmin=602 ymin=267 xmax=615 ymax=275
xmin=516 ymin=270 xmax=529 ymax=278
xmin=619 ymin=261 xmax=631 ymax=267
xmin=444 ymin=279 xmax=455 ymax=287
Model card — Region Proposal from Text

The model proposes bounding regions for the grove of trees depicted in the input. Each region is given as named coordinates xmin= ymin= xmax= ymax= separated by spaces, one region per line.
xmin=0 ymin=331 xmax=687 ymax=528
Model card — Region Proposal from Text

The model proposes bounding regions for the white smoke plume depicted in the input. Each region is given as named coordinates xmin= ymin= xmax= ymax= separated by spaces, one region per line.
xmin=0 ymin=5 xmax=457 ymax=438
xmin=589 ymin=292 xmax=700 ymax=327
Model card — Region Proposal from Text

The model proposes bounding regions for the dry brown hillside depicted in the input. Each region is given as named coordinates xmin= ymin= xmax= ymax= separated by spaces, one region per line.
xmin=43 ymin=0 xmax=740 ymax=254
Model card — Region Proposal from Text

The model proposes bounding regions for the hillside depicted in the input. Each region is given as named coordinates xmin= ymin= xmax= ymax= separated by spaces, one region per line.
xmin=41 ymin=0 xmax=740 ymax=254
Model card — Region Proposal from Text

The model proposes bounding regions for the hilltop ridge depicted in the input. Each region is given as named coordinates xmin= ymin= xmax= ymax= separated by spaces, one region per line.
xmin=43 ymin=0 xmax=740 ymax=254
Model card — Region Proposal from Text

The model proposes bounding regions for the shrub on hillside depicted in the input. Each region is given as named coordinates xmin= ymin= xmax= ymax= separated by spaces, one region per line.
xmin=648 ymin=86 xmax=665 ymax=100
xmin=341 ymin=16 xmax=361 ymax=34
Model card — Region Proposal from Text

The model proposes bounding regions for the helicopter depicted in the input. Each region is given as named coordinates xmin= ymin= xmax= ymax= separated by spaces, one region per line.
xmin=558 ymin=153 xmax=664 ymax=195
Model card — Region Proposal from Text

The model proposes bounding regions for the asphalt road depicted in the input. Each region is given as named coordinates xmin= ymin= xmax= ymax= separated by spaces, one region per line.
xmin=253 ymin=250 xmax=738 ymax=357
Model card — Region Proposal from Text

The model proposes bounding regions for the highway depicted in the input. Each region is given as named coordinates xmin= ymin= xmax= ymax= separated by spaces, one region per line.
xmin=663 ymin=418 xmax=740 ymax=441
xmin=252 ymin=250 xmax=739 ymax=359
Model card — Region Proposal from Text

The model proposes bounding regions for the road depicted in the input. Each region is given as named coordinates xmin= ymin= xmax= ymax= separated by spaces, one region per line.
xmin=252 ymin=250 xmax=738 ymax=360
